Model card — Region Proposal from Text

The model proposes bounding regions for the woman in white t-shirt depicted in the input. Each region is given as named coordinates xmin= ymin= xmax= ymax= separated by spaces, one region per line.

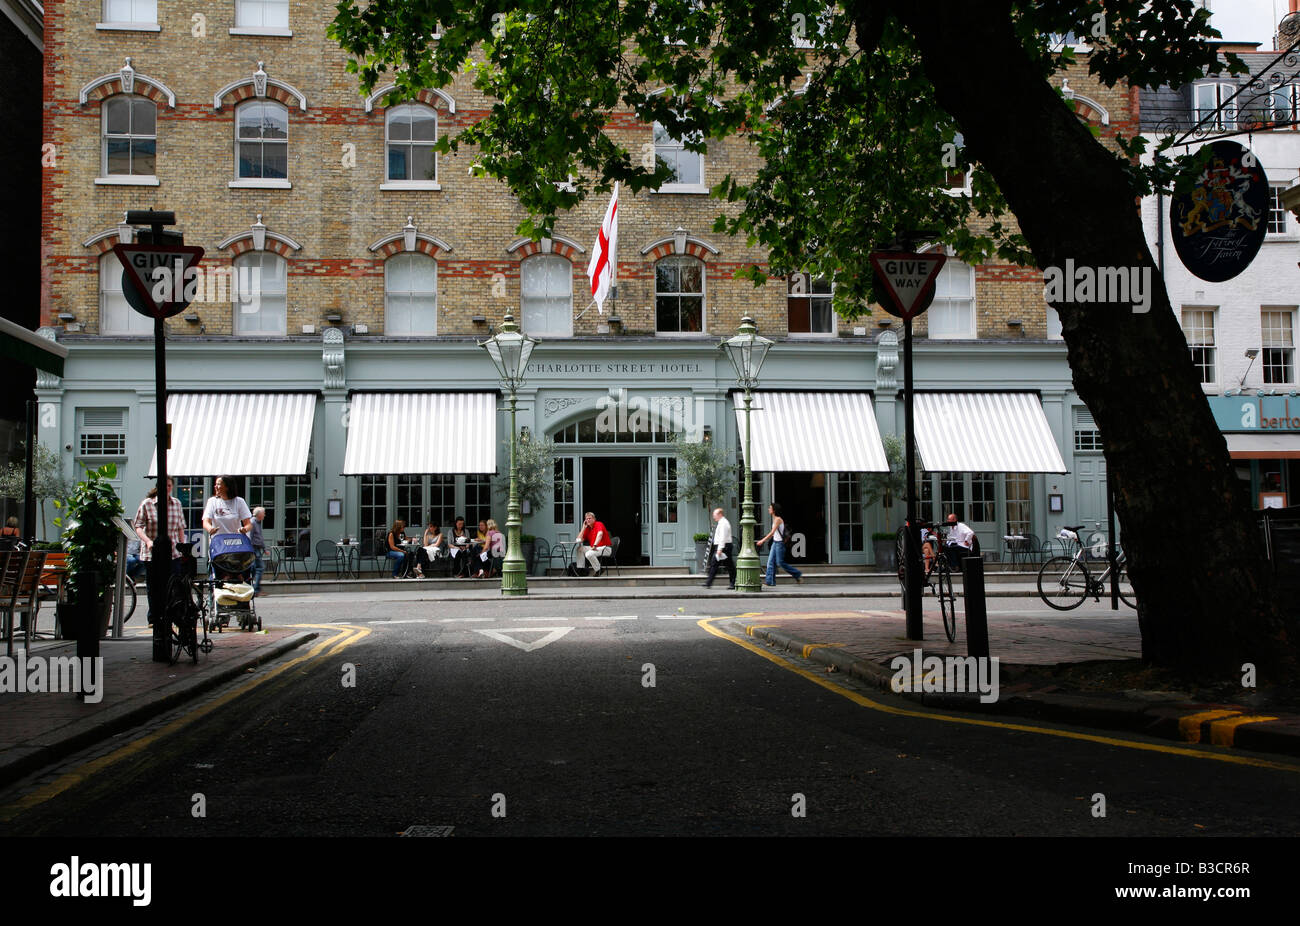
xmin=202 ymin=475 xmax=253 ymax=538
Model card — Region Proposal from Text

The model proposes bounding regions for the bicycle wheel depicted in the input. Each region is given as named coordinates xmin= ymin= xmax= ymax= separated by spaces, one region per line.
xmin=895 ymin=526 xmax=908 ymax=608
xmin=1037 ymin=556 xmax=1089 ymax=610
xmin=1117 ymin=565 xmax=1136 ymax=609
xmin=109 ymin=579 xmax=137 ymax=626
xmin=166 ymin=575 xmax=197 ymax=665
xmin=937 ymin=560 xmax=958 ymax=643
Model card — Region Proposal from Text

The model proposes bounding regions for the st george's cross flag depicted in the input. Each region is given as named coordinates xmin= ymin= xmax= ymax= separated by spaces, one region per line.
xmin=587 ymin=183 xmax=619 ymax=313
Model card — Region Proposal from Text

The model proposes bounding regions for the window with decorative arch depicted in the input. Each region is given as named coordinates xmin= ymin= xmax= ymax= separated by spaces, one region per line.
xmin=385 ymin=104 xmax=438 ymax=184
xmin=520 ymin=255 xmax=573 ymax=337
xmin=102 ymin=95 xmax=156 ymax=177
xmin=384 ymin=253 xmax=438 ymax=335
xmin=236 ymin=100 xmax=288 ymax=180
xmin=655 ymin=255 xmax=705 ymax=334
xmin=233 ymin=251 xmax=287 ymax=335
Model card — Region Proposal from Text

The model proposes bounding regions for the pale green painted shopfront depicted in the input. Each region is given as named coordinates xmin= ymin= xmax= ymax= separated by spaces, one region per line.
xmin=34 ymin=327 xmax=1100 ymax=570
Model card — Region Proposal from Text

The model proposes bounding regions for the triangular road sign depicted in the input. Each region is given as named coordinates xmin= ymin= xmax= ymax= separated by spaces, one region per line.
xmin=870 ymin=251 xmax=947 ymax=320
xmin=111 ymin=243 xmax=205 ymax=319
xmin=472 ymin=626 xmax=574 ymax=652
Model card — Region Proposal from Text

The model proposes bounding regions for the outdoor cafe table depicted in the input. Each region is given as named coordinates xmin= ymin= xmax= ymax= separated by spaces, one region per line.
xmin=335 ymin=540 xmax=360 ymax=578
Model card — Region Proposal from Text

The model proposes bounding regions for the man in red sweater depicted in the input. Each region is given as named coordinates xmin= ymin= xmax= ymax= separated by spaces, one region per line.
xmin=577 ymin=511 xmax=612 ymax=576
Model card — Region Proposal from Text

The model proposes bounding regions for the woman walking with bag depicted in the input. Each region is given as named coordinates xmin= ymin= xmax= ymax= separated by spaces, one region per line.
xmin=757 ymin=502 xmax=803 ymax=587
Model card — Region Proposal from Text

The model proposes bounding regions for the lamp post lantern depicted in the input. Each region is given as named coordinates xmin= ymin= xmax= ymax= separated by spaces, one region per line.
xmin=721 ymin=316 xmax=773 ymax=593
xmin=480 ymin=313 xmax=538 ymax=596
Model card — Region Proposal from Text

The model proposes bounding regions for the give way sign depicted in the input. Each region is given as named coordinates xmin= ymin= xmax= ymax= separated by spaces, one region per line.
xmin=870 ymin=251 xmax=947 ymax=320
xmin=111 ymin=243 xmax=205 ymax=319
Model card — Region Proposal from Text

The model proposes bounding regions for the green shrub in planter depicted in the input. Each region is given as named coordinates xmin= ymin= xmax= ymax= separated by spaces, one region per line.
xmin=693 ymin=533 xmax=710 ymax=543
xmin=53 ymin=463 xmax=124 ymax=605
xmin=871 ymin=531 xmax=896 ymax=542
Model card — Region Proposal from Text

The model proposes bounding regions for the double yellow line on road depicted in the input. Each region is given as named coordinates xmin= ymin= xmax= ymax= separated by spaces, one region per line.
xmin=700 ymin=616 xmax=1300 ymax=774
xmin=0 ymin=624 xmax=369 ymax=821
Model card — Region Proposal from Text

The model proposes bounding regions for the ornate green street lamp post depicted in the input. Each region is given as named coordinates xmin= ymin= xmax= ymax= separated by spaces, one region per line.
xmin=480 ymin=313 xmax=538 ymax=596
xmin=721 ymin=315 xmax=773 ymax=593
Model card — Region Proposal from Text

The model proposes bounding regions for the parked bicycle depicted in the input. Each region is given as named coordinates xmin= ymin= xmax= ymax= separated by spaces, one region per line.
xmin=895 ymin=521 xmax=959 ymax=643
xmin=1037 ymin=526 xmax=1135 ymax=610
xmin=108 ymin=572 xmax=138 ymax=626
xmin=165 ymin=574 xmax=214 ymax=664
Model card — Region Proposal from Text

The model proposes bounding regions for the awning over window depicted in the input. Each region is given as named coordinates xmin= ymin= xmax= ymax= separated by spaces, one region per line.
xmin=733 ymin=391 xmax=890 ymax=472
xmin=0 ymin=317 xmax=67 ymax=377
xmin=914 ymin=392 xmax=1067 ymax=473
xmin=149 ymin=393 xmax=316 ymax=477
xmin=1225 ymin=433 xmax=1300 ymax=459
xmin=343 ymin=392 xmax=498 ymax=475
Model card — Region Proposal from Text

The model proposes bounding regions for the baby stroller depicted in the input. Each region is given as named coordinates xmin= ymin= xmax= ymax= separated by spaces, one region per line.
xmin=208 ymin=533 xmax=260 ymax=632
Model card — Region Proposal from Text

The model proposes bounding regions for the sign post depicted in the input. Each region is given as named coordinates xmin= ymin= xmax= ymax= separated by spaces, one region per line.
xmin=113 ymin=211 xmax=202 ymax=663
xmin=871 ymin=250 xmax=947 ymax=641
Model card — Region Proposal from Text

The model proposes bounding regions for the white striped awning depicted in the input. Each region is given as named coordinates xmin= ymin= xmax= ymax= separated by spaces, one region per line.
xmin=149 ymin=393 xmax=316 ymax=476
xmin=733 ymin=391 xmax=890 ymax=472
xmin=914 ymin=392 xmax=1067 ymax=473
xmin=343 ymin=392 xmax=497 ymax=475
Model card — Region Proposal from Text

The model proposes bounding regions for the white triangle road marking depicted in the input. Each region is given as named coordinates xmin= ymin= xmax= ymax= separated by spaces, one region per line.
xmin=472 ymin=627 xmax=574 ymax=652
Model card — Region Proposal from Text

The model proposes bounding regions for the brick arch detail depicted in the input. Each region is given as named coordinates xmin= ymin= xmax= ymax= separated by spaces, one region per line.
xmin=82 ymin=79 xmax=175 ymax=109
xmin=512 ymin=240 xmax=582 ymax=262
xmin=218 ymin=82 xmax=301 ymax=111
xmin=373 ymin=238 xmax=445 ymax=260
xmin=367 ymin=88 xmax=455 ymax=114
xmin=225 ymin=237 xmax=297 ymax=258
xmin=643 ymin=241 xmax=714 ymax=262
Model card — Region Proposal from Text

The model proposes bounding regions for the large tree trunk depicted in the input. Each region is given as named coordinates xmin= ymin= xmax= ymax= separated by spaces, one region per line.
xmin=878 ymin=0 xmax=1295 ymax=676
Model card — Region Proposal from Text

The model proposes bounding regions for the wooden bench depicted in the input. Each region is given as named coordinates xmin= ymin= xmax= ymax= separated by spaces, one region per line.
xmin=1 ymin=550 xmax=47 ymax=655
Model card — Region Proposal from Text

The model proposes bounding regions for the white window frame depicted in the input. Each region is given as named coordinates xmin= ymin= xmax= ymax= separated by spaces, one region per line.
xmin=99 ymin=253 xmax=153 ymax=335
xmin=384 ymin=253 xmax=439 ymax=336
xmin=1182 ymin=306 xmax=1217 ymax=386
xmin=231 ymin=100 xmax=291 ymax=189
xmin=786 ymin=273 xmax=836 ymax=337
xmin=98 ymin=0 xmax=159 ymax=31
xmin=77 ymin=408 xmax=128 ymax=461
xmin=654 ymin=255 xmax=706 ymax=336
xmin=652 ymin=122 xmax=707 ymax=194
xmin=1194 ymin=81 xmax=1238 ymax=132
xmin=98 ymin=95 xmax=159 ymax=185
xmin=233 ymin=252 xmax=288 ymax=336
xmin=231 ymin=0 xmax=292 ymax=36
xmin=1262 ymin=307 xmax=1296 ymax=385
xmin=1268 ymin=184 xmax=1294 ymax=237
xmin=926 ymin=260 xmax=976 ymax=340
xmin=520 ymin=255 xmax=574 ymax=338
xmin=381 ymin=104 xmax=440 ymax=191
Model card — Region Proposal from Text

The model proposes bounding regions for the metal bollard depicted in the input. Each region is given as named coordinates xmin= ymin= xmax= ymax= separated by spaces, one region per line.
xmin=961 ymin=555 xmax=990 ymax=658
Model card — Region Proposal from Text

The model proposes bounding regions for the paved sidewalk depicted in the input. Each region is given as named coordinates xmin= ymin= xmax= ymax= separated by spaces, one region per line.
xmin=0 ymin=626 xmax=318 ymax=788
xmin=718 ymin=610 xmax=1300 ymax=759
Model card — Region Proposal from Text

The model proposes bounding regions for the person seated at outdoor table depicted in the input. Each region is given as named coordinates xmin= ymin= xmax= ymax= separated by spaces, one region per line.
xmin=475 ymin=518 xmax=506 ymax=578
xmin=414 ymin=521 xmax=444 ymax=578
xmin=448 ymin=516 xmax=473 ymax=578
xmin=385 ymin=519 xmax=412 ymax=579
xmin=576 ymin=511 xmax=611 ymax=577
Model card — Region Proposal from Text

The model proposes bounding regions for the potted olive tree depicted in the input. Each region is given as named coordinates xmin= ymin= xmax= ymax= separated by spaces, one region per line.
xmin=670 ymin=436 xmax=730 ymax=574
xmin=53 ymin=463 xmax=124 ymax=638
xmin=862 ymin=435 xmax=906 ymax=570
xmin=495 ymin=433 xmax=557 ymax=574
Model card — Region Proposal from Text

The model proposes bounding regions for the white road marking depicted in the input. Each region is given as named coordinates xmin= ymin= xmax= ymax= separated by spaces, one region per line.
xmin=657 ymin=615 xmax=705 ymax=620
xmin=472 ymin=627 xmax=574 ymax=652
xmin=520 ymin=616 xmax=565 ymax=621
xmin=370 ymin=619 xmax=430 ymax=624
xmin=585 ymin=615 xmax=637 ymax=621
xmin=441 ymin=617 xmax=494 ymax=623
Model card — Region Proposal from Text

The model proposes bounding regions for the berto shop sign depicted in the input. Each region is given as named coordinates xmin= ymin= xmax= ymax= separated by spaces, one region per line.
xmin=1209 ymin=395 xmax=1300 ymax=431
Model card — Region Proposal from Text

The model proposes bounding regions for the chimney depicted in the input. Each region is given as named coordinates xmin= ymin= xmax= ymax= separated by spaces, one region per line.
xmin=1279 ymin=2 xmax=1300 ymax=50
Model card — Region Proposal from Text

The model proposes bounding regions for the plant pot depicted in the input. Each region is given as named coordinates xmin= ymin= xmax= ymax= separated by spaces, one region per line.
xmin=872 ymin=538 xmax=896 ymax=571
xmin=695 ymin=540 xmax=709 ymax=575
xmin=521 ymin=540 xmax=536 ymax=575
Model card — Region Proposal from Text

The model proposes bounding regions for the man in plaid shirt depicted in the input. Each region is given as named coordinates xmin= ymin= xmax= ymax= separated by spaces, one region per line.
xmin=133 ymin=478 xmax=186 ymax=623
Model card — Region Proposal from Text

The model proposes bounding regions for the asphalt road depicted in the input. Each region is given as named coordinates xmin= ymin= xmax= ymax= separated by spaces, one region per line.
xmin=3 ymin=593 xmax=1297 ymax=839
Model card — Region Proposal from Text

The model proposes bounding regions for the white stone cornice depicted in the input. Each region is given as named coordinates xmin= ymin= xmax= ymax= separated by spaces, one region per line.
xmin=506 ymin=235 xmax=586 ymax=254
xmin=363 ymin=84 xmax=456 ymax=113
xmin=213 ymin=63 xmax=308 ymax=111
xmin=78 ymin=60 xmax=178 ymax=107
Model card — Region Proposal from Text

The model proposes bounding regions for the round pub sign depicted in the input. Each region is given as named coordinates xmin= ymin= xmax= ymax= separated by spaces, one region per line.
xmin=1170 ymin=140 xmax=1268 ymax=283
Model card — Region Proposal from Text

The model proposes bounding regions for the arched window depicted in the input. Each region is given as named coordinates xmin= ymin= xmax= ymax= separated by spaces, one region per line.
xmin=236 ymin=100 xmax=288 ymax=180
xmin=385 ymin=104 xmax=438 ymax=184
xmin=520 ymin=255 xmax=572 ymax=336
xmin=99 ymin=253 xmax=152 ymax=335
xmin=927 ymin=260 xmax=975 ymax=339
xmin=233 ymin=252 xmax=287 ymax=335
xmin=385 ymin=253 xmax=438 ymax=335
xmin=655 ymin=256 xmax=704 ymax=333
xmin=102 ymin=95 xmax=156 ymax=177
